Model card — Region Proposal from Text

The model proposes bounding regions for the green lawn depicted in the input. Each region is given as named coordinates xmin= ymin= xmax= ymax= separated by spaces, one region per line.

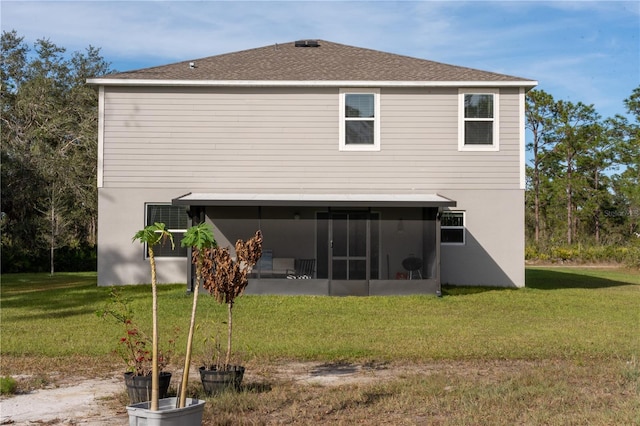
xmin=1 ymin=267 xmax=638 ymax=362
xmin=1 ymin=267 xmax=638 ymax=425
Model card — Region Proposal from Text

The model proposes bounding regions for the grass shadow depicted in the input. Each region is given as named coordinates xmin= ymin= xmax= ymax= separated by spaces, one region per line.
xmin=525 ymin=267 xmax=638 ymax=290
xmin=440 ymin=267 xmax=639 ymax=294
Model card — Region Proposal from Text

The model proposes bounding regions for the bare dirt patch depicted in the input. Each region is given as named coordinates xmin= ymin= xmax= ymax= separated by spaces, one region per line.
xmin=0 ymin=373 xmax=125 ymax=425
xmin=1 ymin=359 xmax=635 ymax=425
xmin=0 ymin=361 xmax=424 ymax=424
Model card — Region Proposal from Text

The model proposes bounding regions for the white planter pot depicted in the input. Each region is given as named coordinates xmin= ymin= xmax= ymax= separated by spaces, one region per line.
xmin=127 ymin=397 xmax=205 ymax=426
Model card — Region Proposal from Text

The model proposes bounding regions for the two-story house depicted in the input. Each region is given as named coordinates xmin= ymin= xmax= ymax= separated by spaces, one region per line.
xmin=88 ymin=40 xmax=537 ymax=295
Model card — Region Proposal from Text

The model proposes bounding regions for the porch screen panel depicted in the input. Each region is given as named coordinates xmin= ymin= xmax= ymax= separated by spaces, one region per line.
xmin=349 ymin=260 xmax=367 ymax=280
xmin=370 ymin=213 xmax=380 ymax=279
xmin=332 ymin=213 xmax=349 ymax=280
xmin=333 ymin=260 xmax=348 ymax=280
xmin=333 ymin=214 xmax=348 ymax=257
xmin=316 ymin=211 xmax=380 ymax=281
xmin=349 ymin=212 xmax=367 ymax=257
xmin=316 ymin=212 xmax=329 ymax=279
xmin=348 ymin=212 xmax=368 ymax=280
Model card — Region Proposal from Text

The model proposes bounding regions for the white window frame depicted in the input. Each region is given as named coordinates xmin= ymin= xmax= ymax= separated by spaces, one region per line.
xmin=144 ymin=203 xmax=189 ymax=258
xmin=458 ymin=88 xmax=499 ymax=152
xmin=339 ymin=88 xmax=381 ymax=151
xmin=441 ymin=210 xmax=466 ymax=245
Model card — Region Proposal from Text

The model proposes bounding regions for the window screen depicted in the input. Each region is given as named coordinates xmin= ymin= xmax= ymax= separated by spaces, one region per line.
xmin=441 ymin=211 xmax=465 ymax=244
xmin=341 ymin=90 xmax=379 ymax=150
xmin=345 ymin=94 xmax=375 ymax=118
xmin=461 ymin=92 xmax=497 ymax=148
xmin=145 ymin=204 xmax=189 ymax=257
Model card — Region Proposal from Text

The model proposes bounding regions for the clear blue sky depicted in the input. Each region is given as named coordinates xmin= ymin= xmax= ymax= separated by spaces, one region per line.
xmin=2 ymin=0 xmax=639 ymax=120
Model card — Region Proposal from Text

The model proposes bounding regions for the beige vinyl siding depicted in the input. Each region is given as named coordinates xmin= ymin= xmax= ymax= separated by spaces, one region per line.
xmin=102 ymin=86 xmax=523 ymax=191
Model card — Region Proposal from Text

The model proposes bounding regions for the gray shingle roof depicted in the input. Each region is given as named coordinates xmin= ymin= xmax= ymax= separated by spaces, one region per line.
xmin=99 ymin=39 xmax=534 ymax=83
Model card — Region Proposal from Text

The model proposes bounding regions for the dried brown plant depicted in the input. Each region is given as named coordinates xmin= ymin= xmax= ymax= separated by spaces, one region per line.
xmin=200 ymin=230 xmax=263 ymax=366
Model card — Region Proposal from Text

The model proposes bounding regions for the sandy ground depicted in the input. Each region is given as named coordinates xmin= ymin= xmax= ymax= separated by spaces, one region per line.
xmin=0 ymin=362 xmax=398 ymax=425
xmin=0 ymin=375 xmax=126 ymax=425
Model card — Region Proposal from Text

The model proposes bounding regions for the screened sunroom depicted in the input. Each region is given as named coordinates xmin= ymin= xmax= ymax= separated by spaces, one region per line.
xmin=172 ymin=193 xmax=456 ymax=296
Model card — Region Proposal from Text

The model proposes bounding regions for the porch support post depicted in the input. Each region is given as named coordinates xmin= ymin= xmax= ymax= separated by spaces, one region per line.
xmin=436 ymin=208 xmax=442 ymax=292
xmin=186 ymin=206 xmax=205 ymax=293
xmin=421 ymin=207 xmax=438 ymax=280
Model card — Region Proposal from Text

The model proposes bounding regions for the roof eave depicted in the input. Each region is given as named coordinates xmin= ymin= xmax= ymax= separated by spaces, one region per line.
xmin=172 ymin=192 xmax=457 ymax=208
xmin=86 ymin=78 xmax=538 ymax=89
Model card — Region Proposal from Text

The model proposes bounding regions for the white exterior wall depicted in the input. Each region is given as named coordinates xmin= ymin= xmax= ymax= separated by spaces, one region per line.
xmin=98 ymin=187 xmax=191 ymax=285
xmin=97 ymin=85 xmax=525 ymax=287
xmin=440 ymin=189 xmax=525 ymax=287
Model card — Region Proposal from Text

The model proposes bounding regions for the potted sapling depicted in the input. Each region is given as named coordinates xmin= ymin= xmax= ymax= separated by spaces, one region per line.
xmin=126 ymin=222 xmax=206 ymax=425
xmin=97 ymin=288 xmax=174 ymax=404
xmin=198 ymin=230 xmax=262 ymax=394
xmin=176 ymin=222 xmax=216 ymax=408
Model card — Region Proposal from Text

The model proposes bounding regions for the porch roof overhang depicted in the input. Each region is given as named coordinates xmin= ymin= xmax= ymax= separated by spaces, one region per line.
xmin=172 ymin=192 xmax=456 ymax=208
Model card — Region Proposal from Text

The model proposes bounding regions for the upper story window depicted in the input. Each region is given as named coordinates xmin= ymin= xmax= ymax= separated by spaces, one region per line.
xmin=145 ymin=204 xmax=189 ymax=258
xmin=339 ymin=88 xmax=380 ymax=151
xmin=458 ymin=89 xmax=499 ymax=151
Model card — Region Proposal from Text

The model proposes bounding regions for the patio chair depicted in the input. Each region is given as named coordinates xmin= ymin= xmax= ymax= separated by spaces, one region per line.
xmin=293 ymin=258 xmax=315 ymax=279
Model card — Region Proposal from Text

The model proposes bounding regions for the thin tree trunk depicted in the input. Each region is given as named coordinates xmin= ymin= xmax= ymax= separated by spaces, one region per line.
xmin=225 ymin=301 xmax=233 ymax=367
xmin=149 ymin=247 xmax=159 ymax=411
xmin=567 ymin=189 xmax=572 ymax=245
xmin=89 ymin=216 xmax=97 ymax=246
xmin=178 ymin=258 xmax=201 ymax=408
xmin=50 ymin=201 xmax=55 ymax=276
xmin=567 ymin=154 xmax=573 ymax=245
xmin=534 ymin=158 xmax=540 ymax=244
xmin=594 ymin=169 xmax=601 ymax=244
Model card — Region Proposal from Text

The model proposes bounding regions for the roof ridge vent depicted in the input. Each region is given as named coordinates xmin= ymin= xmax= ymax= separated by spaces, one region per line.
xmin=294 ymin=40 xmax=320 ymax=48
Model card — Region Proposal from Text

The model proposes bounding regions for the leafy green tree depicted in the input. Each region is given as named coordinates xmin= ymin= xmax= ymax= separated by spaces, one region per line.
xmin=525 ymin=86 xmax=639 ymax=255
xmin=1 ymin=31 xmax=43 ymax=269
xmin=574 ymin=120 xmax=617 ymax=244
xmin=612 ymin=87 xmax=640 ymax=238
xmin=526 ymin=89 xmax=557 ymax=244
xmin=548 ymin=100 xmax=601 ymax=245
xmin=1 ymin=30 xmax=111 ymax=273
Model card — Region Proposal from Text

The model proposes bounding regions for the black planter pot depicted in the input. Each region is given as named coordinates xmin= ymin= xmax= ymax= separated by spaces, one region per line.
xmin=199 ymin=365 xmax=245 ymax=395
xmin=124 ymin=371 xmax=172 ymax=404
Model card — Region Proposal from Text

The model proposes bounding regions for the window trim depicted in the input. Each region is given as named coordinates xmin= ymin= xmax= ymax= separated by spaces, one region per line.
xmin=441 ymin=210 xmax=466 ymax=245
xmin=144 ymin=203 xmax=189 ymax=259
xmin=339 ymin=88 xmax=381 ymax=151
xmin=458 ymin=88 xmax=499 ymax=152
